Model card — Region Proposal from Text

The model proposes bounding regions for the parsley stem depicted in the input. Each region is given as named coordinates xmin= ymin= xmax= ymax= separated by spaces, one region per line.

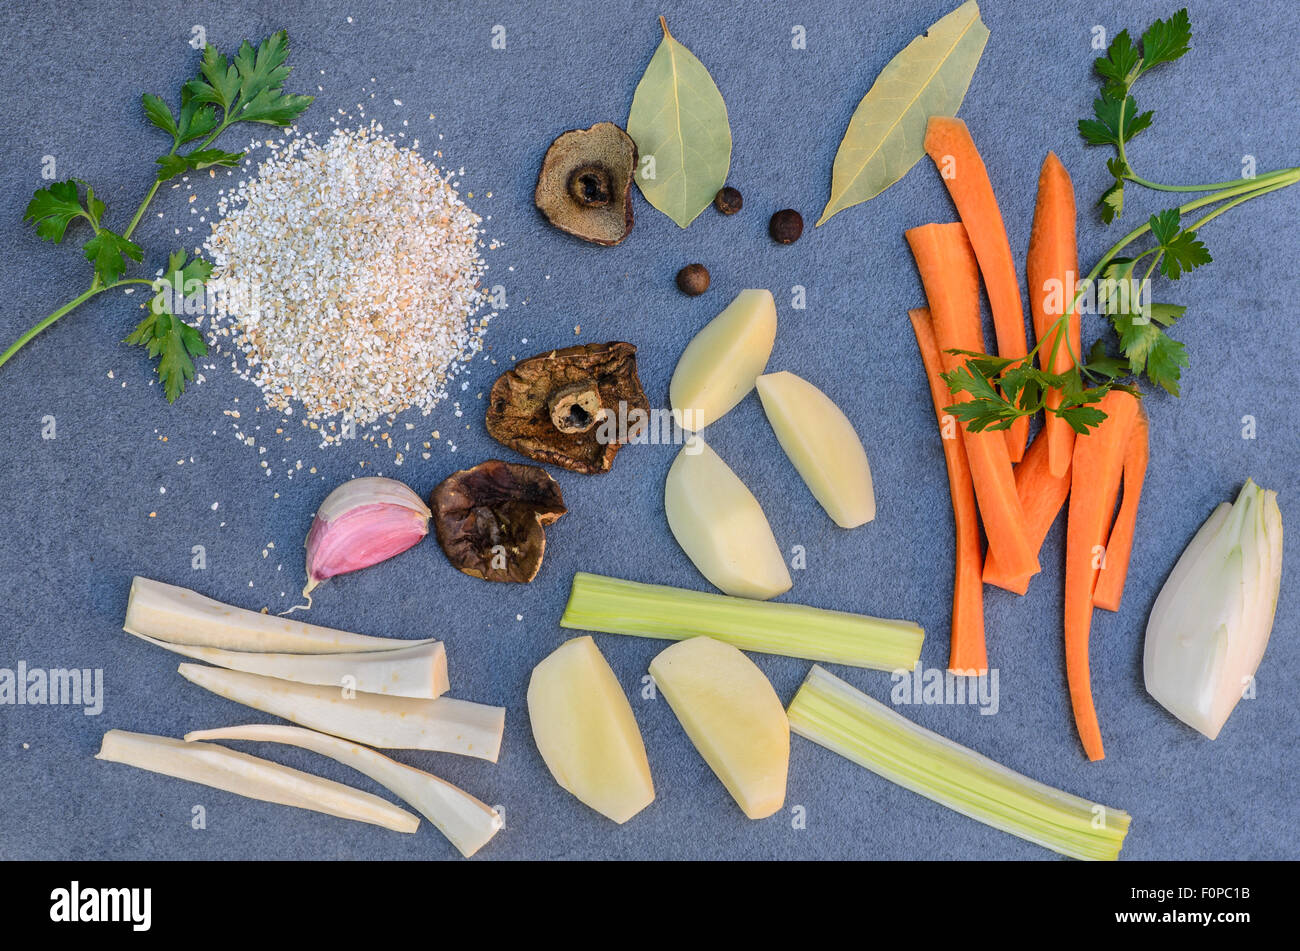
xmin=0 ymin=287 xmax=107 ymax=370
xmin=122 ymin=180 xmax=162 ymax=242
xmin=1125 ymin=166 xmax=1299 ymax=194
xmin=0 ymin=279 xmax=157 ymax=372
xmin=1185 ymin=174 xmax=1300 ymax=231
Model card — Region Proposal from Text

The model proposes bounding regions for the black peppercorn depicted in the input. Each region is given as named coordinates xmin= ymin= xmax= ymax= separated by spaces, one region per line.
xmin=676 ymin=263 xmax=711 ymax=296
xmin=769 ymin=209 xmax=803 ymax=244
xmin=714 ymin=186 xmax=743 ymax=215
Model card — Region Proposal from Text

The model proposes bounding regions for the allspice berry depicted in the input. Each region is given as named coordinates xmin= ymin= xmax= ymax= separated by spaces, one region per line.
xmin=714 ymin=186 xmax=743 ymax=215
xmin=769 ymin=209 xmax=803 ymax=244
xmin=676 ymin=264 xmax=710 ymax=296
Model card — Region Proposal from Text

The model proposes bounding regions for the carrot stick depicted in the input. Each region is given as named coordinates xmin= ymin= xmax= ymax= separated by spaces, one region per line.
xmin=908 ymin=306 xmax=987 ymax=674
xmin=906 ymin=223 xmax=1039 ymax=581
xmin=925 ymin=116 xmax=1030 ymax=464
xmin=983 ymin=427 xmax=1072 ymax=595
xmin=1093 ymin=406 xmax=1149 ymax=611
xmin=1026 ymin=152 xmax=1080 ymax=479
xmin=1064 ymin=389 xmax=1139 ymax=761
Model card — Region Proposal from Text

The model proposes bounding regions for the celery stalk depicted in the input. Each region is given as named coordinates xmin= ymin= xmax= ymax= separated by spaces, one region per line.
xmin=787 ymin=666 xmax=1131 ymax=860
xmin=560 ymin=572 xmax=923 ymax=671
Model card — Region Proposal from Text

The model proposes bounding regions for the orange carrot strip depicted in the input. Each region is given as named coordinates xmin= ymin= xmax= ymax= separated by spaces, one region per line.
xmin=1064 ymin=389 xmax=1139 ymax=762
xmin=906 ymin=223 xmax=1039 ymax=581
xmin=983 ymin=427 xmax=1072 ymax=595
xmin=1093 ymin=406 xmax=1150 ymax=612
xmin=925 ymin=116 xmax=1030 ymax=464
xmin=908 ymin=307 xmax=987 ymax=674
xmin=1026 ymin=152 xmax=1081 ymax=479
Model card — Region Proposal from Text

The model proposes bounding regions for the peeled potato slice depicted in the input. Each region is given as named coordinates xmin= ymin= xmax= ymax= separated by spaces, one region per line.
xmin=527 ymin=636 xmax=655 ymax=824
xmin=665 ymin=437 xmax=792 ymax=600
xmin=756 ymin=371 xmax=876 ymax=528
xmin=649 ymin=637 xmax=789 ymax=819
xmin=669 ymin=289 xmax=777 ymax=432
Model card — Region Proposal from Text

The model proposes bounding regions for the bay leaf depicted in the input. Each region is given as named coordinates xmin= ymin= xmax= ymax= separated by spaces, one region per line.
xmin=627 ymin=17 xmax=732 ymax=228
xmin=817 ymin=0 xmax=989 ymax=226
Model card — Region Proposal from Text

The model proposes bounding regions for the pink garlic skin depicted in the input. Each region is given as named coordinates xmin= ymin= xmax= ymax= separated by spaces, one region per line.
xmin=304 ymin=478 xmax=431 ymax=594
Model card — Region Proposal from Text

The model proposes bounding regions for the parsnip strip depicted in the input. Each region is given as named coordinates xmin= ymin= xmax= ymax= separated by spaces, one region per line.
xmin=177 ymin=664 xmax=504 ymax=762
xmin=186 ymin=724 xmax=503 ymax=857
xmin=96 ymin=730 xmax=419 ymax=833
xmin=130 ymin=634 xmax=448 ymax=699
xmin=125 ymin=576 xmax=435 ymax=654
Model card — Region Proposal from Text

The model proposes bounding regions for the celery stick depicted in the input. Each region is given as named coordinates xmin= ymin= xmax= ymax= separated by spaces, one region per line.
xmin=786 ymin=666 xmax=1131 ymax=860
xmin=560 ymin=572 xmax=923 ymax=671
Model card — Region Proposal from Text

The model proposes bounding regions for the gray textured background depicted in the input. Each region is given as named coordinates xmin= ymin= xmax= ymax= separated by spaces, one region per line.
xmin=0 ymin=0 xmax=1295 ymax=860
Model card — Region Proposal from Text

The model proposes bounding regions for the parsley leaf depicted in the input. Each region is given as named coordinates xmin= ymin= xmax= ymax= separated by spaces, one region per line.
xmin=82 ymin=228 xmax=143 ymax=285
xmin=1147 ymin=208 xmax=1181 ymax=245
xmin=189 ymin=44 xmax=243 ymax=112
xmin=942 ymin=362 xmax=1003 ymax=403
xmin=1145 ymin=333 xmax=1190 ymax=394
xmin=125 ymin=250 xmax=213 ymax=402
xmin=1079 ymin=92 xmax=1153 ymax=147
xmin=155 ymin=148 xmax=244 ymax=182
xmin=144 ymin=89 xmax=222 ymax=149
xmin=998 ymin=364 xmax=1047 ymax=412
xmin=1057 ymin=403 xmax=1109 ymax=435
xmin=176 ymin=98 xmax=220 ymax=145
xmin=1148 ymin=209 xmax=1212 ymax=278
xmin=142 ymin=93 xmax=179 ymax=138
xmin=185 ymin=31 xmax=312 ymax=127
xmin=1111 ymin=307 xmax=1188 ymax=395
xmin=24 ymin=180 xmax=101 ymax=243
xmin=1094 ymin=29 xmax=1141 ymax=94
xmin=1083 ymin=339 xmax=1130 ymax=380
xmin=943 ymin=398 xmax=1023 ymax=433
xmin=1159 ymin=231 xmax=1212 ymax=278
xmin=1138 ymin=9 xmax=1192 ymax=72
xmin=1149 ymin=302 xmax=1186 ymax=326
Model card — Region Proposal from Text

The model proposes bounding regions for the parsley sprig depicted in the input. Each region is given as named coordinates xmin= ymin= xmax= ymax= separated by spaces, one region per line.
xmin=941 ymin=10 xmax=1299 ymax=434
xmin=3 ymin=31 xmax=312 ymax=402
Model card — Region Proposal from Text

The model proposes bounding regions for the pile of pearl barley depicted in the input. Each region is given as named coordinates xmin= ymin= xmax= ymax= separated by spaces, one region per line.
xmin=204 ymin=126 xmax=492 ymax=442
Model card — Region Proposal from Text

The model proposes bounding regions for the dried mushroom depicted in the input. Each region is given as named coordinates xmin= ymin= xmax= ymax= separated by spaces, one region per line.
xmin=431 ymin=460 xmax=566 ymax=583
xmin=486 ymin=342 xmax=650 ymax=474
xmin=535 ymin=123 xmax=637 ymax=246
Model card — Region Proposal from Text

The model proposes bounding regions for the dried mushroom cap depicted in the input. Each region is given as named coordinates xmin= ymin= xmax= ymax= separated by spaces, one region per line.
xmin=431 ymin=460 xmax=566 ymax=583
xmin=486 ymin=342 xmax=650 ymax=474
xmin=535 ymin=123 xmax=637 ymax=246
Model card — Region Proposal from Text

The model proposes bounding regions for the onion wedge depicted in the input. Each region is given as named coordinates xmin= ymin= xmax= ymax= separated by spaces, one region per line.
xmin=177 ymin=664 xmax=504 ymax=761
xmin=96 ymin=729 xmax=419 ymax=833
xmin=129 ymin=634 xmax=448 ymax=699
xmin=185 ymin=725 xmax=503 ymax=857
xmin=125 ymin=577 xmax=433 ymax=654
xmin=1144 ymin=480 xmax=1283 ymax=739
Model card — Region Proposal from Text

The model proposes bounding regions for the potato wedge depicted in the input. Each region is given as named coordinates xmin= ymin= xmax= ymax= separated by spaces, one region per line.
xmin=669 ymin=289 xmax=777 ymax=432
xmin=665 ymin=436 xmax=792 ymax=600
xmin=756 ymin=371 xmax=875 ymax=528
xmin=649 ymin=637 xmax=789 ymax=819
xmin=527 ymin=636 xmax=654 ymax=824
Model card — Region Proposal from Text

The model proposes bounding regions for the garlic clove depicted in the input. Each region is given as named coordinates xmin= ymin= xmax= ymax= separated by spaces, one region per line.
xmin=304 ymin=477 xmax=431 ymax=597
